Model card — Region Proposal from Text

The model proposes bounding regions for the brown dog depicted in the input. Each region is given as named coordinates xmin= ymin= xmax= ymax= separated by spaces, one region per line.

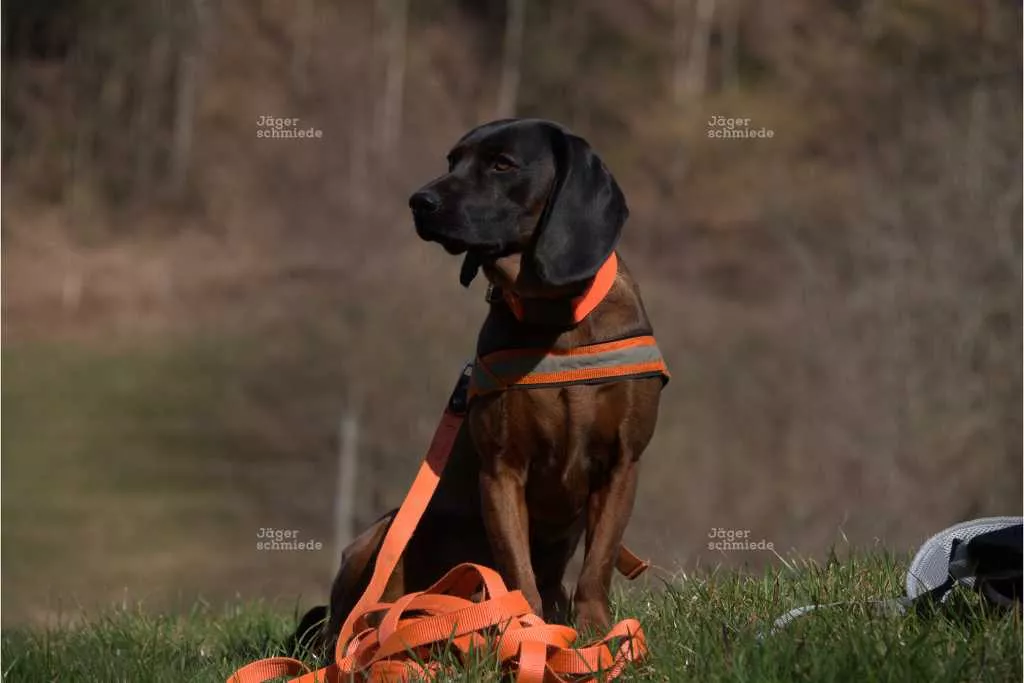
xmin=296 ymin=118 xmax=666 ymax=655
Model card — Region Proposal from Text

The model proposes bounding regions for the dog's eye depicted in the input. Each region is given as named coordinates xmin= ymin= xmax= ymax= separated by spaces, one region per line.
xmin=492 ymin=156 xmax=517 ymax=172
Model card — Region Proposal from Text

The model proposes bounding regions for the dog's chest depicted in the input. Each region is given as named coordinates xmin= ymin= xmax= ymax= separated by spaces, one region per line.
xmin=467 ymin=385 xmax=622 ymax=521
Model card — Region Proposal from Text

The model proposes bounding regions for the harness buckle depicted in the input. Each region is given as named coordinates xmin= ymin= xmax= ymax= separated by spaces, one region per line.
xmin=447 ymin=363 xmax=473 ymax=415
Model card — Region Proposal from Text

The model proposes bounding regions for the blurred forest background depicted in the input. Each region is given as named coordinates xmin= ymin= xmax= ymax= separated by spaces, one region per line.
xmin=2 ymin=0 xmax=1021 ymax=627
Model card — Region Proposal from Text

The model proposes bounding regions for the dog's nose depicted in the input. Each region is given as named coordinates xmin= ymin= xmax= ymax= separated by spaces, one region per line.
xmin=409 ymin=190 xmax=441 ymax=215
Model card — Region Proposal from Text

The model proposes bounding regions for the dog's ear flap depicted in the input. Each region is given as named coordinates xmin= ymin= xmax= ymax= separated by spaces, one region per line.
xmin=529 ymin=127 xmax=628 ymax=287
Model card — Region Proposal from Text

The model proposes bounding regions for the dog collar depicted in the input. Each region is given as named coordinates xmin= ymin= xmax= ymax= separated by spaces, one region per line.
xmin=487 ymin=252 xmax=619 ymax=327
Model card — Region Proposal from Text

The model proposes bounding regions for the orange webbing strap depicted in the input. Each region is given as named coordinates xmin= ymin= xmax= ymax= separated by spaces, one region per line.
xmin=615 ymin=545 xmax=650 ymax=581
xmin=228 ymin=368 xmax=650 ymax=683
xmin=230 ymin=563 xmax=648 ymax=683
xmin=503 ymin=252 xmax=619 ymax=325
xmin=333 ymin=408 xmax=464 ymax=658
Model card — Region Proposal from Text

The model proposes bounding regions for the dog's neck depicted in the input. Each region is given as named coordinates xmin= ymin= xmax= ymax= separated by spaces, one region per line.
xmin=481 ymin=252 xmax=618 ymax=327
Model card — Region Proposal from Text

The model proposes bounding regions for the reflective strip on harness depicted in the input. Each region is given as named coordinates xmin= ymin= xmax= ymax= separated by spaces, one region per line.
xmin=470 ymin=335 xmax=670 ymax=399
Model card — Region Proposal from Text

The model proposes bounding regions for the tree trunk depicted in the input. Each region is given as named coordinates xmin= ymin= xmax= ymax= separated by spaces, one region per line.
xmin=496 ymin=0 xmax=526 ymax=119
xmin=564 ymin=0 xmax=589 ymax=131
xmin=290 ymin=0 xmax=316 ymax=96
xmin=684 ymin=0 xmax=717 ymax=101
xmin=721 ymin=0 xmax=739 ymax=91
xmin=334 ymin=413 xmax=360 ymax=563
xmin=134 ymin=8 xmax=173 ymax=199
xmin=350 ymin=5 xmax=377 ymax=219
xmin=66 ymin=38 xmax=96 ymax=213
xmin=671 ymin=0 xmax=689 ymax=111
xmin=380 ymin=0 xmax=408 ymax=156
xmin=170 ymin=0 xmax=214 ymax=198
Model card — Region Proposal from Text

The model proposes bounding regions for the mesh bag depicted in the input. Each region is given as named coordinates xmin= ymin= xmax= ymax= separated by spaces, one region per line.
xmin=906 ymin=516 xmax=1022 ymax=606
xmin=765 ymin=516 xmax=1022 ymax=637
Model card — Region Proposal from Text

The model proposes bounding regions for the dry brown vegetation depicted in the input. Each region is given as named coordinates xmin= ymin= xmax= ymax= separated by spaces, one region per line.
xmin=2 ymin=0 xmax=1021 ymax=625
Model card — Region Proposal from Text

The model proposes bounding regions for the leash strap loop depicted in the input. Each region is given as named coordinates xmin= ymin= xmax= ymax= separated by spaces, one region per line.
xmin=229 ymin=365 xmax=649 ymax=682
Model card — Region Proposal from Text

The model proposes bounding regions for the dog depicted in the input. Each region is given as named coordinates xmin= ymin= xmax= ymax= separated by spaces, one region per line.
xmin=295 ymin=118 xmax=667 ymax=656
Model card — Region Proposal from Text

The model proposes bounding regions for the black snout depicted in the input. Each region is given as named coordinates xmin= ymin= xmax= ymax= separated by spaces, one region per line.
xmin=409 ymin=190 xmax=441 ymax=215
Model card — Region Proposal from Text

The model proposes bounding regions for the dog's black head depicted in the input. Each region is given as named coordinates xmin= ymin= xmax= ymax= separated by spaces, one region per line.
xmin=409 ymin=118 xmax=628 ymax=288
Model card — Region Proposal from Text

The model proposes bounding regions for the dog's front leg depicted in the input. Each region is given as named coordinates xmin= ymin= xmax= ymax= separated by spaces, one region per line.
xmin=479 ymin=462 xmax=543 ymax=616
xmin=574 ymin=443 xmax=641 ymax=633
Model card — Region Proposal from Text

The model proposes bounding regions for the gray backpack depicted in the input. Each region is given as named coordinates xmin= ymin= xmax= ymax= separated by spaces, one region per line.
xmin=765 ymin=516 xmax=1022 ymax=636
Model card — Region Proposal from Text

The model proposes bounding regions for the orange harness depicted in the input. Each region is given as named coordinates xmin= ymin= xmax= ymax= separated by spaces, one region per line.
xmin=474 ymin=252 xmax=670 ymax=399
xmin=470 ymin=335 xmax=670 ymax=401
xmin=229 ymin=254 xmax=666 ymax=682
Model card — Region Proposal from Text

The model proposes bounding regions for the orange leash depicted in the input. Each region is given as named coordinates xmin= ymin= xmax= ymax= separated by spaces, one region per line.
xmin=228 ymin=365 xmax=649 ymax=683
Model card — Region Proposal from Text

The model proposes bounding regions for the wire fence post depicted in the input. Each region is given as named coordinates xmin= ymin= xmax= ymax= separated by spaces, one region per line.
xmin=334 ymin=412 xmax=359 ymax=568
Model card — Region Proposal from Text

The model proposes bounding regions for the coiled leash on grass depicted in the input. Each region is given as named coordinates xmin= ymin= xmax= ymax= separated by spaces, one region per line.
xmin=228 ymin=366 xmax=650 ymax=683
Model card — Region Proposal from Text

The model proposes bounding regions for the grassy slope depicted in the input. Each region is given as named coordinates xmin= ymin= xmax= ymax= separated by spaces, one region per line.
xmin=2 ymin=554 xmax=1020 ymax=682
xmin=1 ymin=333 xmax=337 ymax=626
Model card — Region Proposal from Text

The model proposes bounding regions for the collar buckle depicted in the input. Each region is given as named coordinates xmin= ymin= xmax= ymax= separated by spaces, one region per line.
xmin=485 ymin=284 xmax=504 ymax=304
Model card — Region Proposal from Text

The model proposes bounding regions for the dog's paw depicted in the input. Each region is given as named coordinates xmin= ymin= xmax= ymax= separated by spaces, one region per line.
xmin=289 ymin=605 xmax=330 ymax=659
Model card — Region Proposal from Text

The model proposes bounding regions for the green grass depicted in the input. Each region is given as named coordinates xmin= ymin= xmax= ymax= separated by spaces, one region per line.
xmin=3 ymin=553 xmax=1020 ymax=682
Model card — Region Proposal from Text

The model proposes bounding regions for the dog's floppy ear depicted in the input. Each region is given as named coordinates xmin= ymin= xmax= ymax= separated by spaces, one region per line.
xmin=529 ymin=126 xmax=628 ymax=287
